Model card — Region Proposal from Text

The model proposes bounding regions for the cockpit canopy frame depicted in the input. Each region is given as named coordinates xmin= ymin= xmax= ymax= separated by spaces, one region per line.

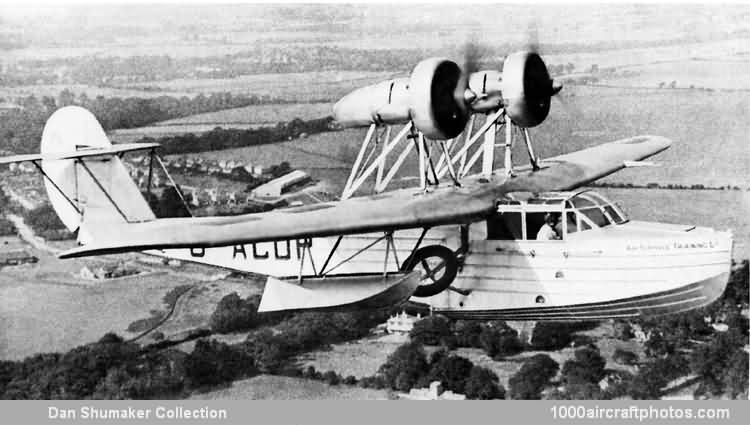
xmin=490 ymin=190 xmax=628 ymax=241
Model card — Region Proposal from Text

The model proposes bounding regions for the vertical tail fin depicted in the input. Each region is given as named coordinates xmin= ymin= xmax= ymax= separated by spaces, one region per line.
xmin=40 ymin=106 xmax=156 ymax=244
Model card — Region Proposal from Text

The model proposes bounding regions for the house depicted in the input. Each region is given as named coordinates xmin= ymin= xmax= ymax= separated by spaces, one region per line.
xmin=386 ymin=311 xmax=421 ymax=334
xmin=0 ymin=249 xmax=38 ymax=266
xmin=251 ymin=170 xmax=310 ymax=198
xmin=401 ymin=381 xmax=465 ymax=400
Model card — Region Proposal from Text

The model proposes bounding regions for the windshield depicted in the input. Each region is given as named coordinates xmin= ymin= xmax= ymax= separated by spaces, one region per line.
xmin=578 ymin=207 xmax=611 ymax=228
xmin=566 ymin=192 xmax=629 ymax=230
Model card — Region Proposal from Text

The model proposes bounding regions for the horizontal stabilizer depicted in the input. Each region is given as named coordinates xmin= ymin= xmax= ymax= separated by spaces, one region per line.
xmin=0 ymin=143 xmax=160 ymax=165
xmin=257 ymin=272 xmax=420 ymax=313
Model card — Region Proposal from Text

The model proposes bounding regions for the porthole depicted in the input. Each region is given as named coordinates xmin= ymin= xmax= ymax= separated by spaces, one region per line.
xmin=535 ymin=295 xmax=545 ymax=304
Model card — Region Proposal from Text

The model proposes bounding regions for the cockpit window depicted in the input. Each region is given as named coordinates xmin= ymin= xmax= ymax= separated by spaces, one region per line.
xmin=604 ymin=205 xmax=627 ymax=224
xmin=578 ymin=207 xmax=611 ymax=227
xmin=569 ymin=197 xmax=596 ymax=208
xmin=566 ymin=211 xmax=578 ymax=234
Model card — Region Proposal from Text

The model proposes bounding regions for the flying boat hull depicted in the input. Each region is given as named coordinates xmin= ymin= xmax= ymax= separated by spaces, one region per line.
xmin=412 ymin=221 xmax=733 ymax=320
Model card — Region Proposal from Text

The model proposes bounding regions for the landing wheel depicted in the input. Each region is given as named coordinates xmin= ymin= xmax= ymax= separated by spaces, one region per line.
xmin=401 ymin=245 xmax=458 ymax=297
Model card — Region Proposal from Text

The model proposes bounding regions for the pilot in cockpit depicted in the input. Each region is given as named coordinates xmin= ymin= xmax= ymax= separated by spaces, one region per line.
xmin=536 ymin=213 xmax=561 ymax=240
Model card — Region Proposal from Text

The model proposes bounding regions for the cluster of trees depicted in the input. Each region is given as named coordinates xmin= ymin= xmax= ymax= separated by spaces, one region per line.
xmin=0 ymin=188 xmax=18 ymax=236
xmin=243 ymin=310 xmax=390 ymax=374
xmin=22 ymin=204 xmax=70 ymax=240
xmin=624 ymin=261 xmax=749 ymax=399
xmin=1 ymin=303 xmax=392 ymax=399
xmin=0 ymin=333 xmax=191 ymax=399
xmin=0 ymin=90 xmax=298 ymax=155
xmin=588 ymin=181 xmax=746 ymax=191
xmin=0 ymin=217 xmax=14 ymax=237
xmin=408 ymin=316 xmax=525 ymax=359
xmin=209 ymin=293 xmax=273 ymax=334
xmin=144 ymin=116 xmax=334 ymax=156
xmin=370 ymin=341 xmax=504 ymax=399
xmin=548 ymin=346 xmax=609 ymax=400
xmin=508 ymin=354 xmax=560 ymax=399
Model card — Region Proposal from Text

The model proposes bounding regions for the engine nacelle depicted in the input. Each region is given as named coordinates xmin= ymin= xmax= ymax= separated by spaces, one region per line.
xmin=467 ymin=70 xmax=503 ymax=113
xmin=333 ymin=51 xmax=560 ymax=137
xmin=333 ymin=58 xmax=471 ymax=139
xmin=332 ymin=78 xmax=411 ymax=127
xmin=501 ymin=51 xmax=555 ymax=128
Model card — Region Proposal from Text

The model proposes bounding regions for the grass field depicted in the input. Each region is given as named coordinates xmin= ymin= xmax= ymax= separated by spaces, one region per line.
xmin=189 ymin=375 xmax=389 ymax=400
xmin=125 ymin=71 xmax=396 ymax=102
xmin=156 ymin=102 xmax=333 ymax=125
xmin=0 ymin=251 xmax=198 ymax=360
xmin=178 ymin=83 xmax=749 ymax=191
xmin=298 ymin=321 xmax=644 ymax=394
xmin=0 ymin=84 xmax=192 ymax=100
xmin=597 ymin=188 xmax=750 ymax=260
xmin=600 ymin=59 xmax=750 ymax=90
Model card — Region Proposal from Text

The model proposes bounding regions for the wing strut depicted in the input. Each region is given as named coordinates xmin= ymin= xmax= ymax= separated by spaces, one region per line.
xmin=29 ymin=160 xmax=82 ymax=215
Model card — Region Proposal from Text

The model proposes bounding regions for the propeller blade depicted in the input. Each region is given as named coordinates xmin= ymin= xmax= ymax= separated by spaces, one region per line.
xmin=551 ymin=81 xmax=563 ymax=96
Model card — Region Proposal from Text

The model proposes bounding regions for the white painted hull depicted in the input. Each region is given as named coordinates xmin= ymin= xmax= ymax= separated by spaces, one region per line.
xmin=416 ymin=221 xmax=733 ymax=320
xmin=148 ymin=220 xmax=732 ymax=320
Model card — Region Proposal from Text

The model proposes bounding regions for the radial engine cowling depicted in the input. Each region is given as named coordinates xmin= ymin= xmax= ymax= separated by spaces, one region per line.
xmin=500 ymin=51 xmax=558 ymax=128
xmin=333 ymin=58 xmax=471 ymax=140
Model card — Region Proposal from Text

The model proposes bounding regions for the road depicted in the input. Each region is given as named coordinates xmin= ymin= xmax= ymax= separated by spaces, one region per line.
xmin=5 ymin=213 xmax=58 ymax=254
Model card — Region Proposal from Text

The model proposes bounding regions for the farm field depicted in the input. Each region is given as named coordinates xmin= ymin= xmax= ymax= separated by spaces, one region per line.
xmin=598 ymin=188 xmax=750 ymax=260
xmin=108 ymin=124 xmax=268 ymax=143
xmin=190 ymin=375 xmax=389 ymax=400
xmin=599 ymin=58 xmax=750 ymax=90
xmin=0 ymin=250 xmax=199 ymax=360
xmin=176 ymin=83 xmax=750 ymax=191
xmin=125 ymin=71 xmax=397 ymax=101
xmin=0 ymin=84 xmax=192 ymax=100
xmin=155 ymin=102 xmax=333 ymax=125
xmin=109 ymin=102 xmax=335 ymax=143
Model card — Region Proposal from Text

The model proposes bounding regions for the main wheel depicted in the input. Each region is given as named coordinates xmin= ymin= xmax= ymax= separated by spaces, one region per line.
xmin=401 ymin=245 xmax=458 ymax=297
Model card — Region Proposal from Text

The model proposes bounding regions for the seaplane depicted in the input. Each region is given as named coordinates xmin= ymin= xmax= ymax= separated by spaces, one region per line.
xmin=0 ymin=51 xmax=733 ymax=320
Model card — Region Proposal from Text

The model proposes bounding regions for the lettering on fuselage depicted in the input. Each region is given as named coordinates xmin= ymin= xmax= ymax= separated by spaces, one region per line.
xmin=189 ymin=238 xmax=313 ymax=261
xmin=626 ymin=239 xmax=717 ymax=252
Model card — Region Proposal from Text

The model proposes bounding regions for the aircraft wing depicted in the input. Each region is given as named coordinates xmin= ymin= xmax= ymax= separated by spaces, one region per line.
xmin=59 ymin=135 xmax=670 ymax=258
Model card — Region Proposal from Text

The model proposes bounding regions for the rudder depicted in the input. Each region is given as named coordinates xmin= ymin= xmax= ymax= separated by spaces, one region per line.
xmin=40 ymin=106 xmax=155 ymax=244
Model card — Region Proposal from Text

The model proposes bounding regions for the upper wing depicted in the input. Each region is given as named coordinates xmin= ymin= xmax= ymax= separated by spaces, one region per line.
xmin=59 ymin=135 xmax=670 ymax=258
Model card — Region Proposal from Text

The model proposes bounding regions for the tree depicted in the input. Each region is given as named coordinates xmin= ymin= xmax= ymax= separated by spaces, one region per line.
xmin=722 ymin=350 xmax=749 ymax=399
xmin=464 ymin=366 xmax=505 ymax=400
xmin=209 ymin=293 xmax=259 ymax=333
xmin=453 ymin=320 xmax=483 ymax=347
xmin=530 ymin=322 xmax=573 ymax=350
xmin=378 ymin=341 xmax=429 ymax=392
xmin=243 ymin=329 xmax=289 ymax=373
xmin=184 ymin=339 xmax=256 ymax=387
xmin=613 ymin=348 xmax=638 ymax=366
xmin=690 ymin=330 xmax=746 ymax=396
xmin=509 ymin=354 xmax=559 ymax=399
xmin=644 ymin=331 xmax=675 ymax=357
xmin=548 ymin=382 xmax=604 ymax=400
xmin=561 ymin=346 xmax=607 ymax=385
xmin=426 ymin=354 xmax=474 ymax=394
xmin=479 ymin=322 xmax=523 ymax=358
xmin=628 ymin=361 xmax=668 ymax=399
xmin=409 ymin=315 xmax=453 ymax=346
